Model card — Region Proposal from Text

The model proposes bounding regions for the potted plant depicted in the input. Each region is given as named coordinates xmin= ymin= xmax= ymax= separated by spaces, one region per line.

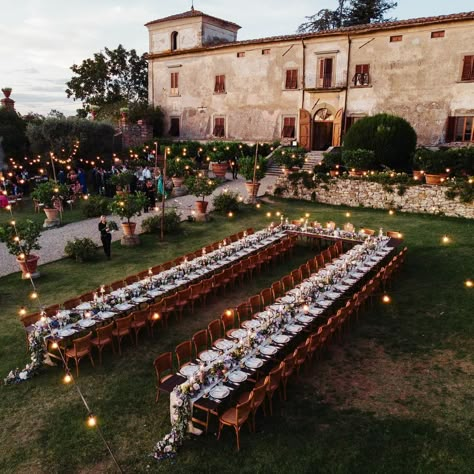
xmin=110 ymin=170 xmax=135 ymax=194
xmin=31 ymin=181 xmax=69 ymax=228
xmin=415 ymin=148 xmax=449 ymax=185
xmin=2 ymin=87 xmax=12 ymax=98
xmin=109 ymin=191 xmax=148 ymax=246
xmin=207 ymin=142 xmax=229 ymax=178
xmin=272 ymin=147 xmax=305 ymax=175
xmin=342 ymin=149 xmax=376 ymax=176
xmin=167 ymin=157 xmax=194 ymax=188
xmin=184 ymin=174 xmax=218 ymax=218
xmin=239 ymin=155 xmax=268 ymax=200
xmin=0 ymin=219 xmax=42 ymax=279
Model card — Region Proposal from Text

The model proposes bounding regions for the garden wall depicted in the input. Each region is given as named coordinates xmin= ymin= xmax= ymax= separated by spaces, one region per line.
xmin=271 ymin=177 xmax=474 ymax=219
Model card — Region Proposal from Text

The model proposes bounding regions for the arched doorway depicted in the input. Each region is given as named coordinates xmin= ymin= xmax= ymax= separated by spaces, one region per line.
xmin=312 ymin=107 xmax=334 ymax=150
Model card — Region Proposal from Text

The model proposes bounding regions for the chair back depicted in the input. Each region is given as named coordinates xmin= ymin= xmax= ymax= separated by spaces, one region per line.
xmin=251 ymin=378 xmax=268 ymax=409
xmin=110 ymin=280 xmax=125 ymax=291
xmin=307 ymin=258 xmax=318 ymax=274
xmin=322 ymin=248 xmax=332 ymax=263
xmin=72 ymin=332 xmax=93 ymax=356
xmin=133 ymin=309 xmax=148 ymax=323
xmin=115 ymin=315 xmax=132 ymax=331
xmin=236 ymin=302 xmax=251 ymax=323
xmin=260 ymin=288 xmax=273 ymax=308
xmin=248 ymin=295 xmax=261 ymax=314
xmin=387 ymin=230 xmax=402 ymax=238
xmin=20 ymin=312 xmax=41 ymax=327
xmin=154 ymin=352 xmax=173 ymax=380
xmin=96 ymin=322 xmax=114 ymax=342
xmin=282 ymin=353 xmax=296 ymax=377
xmin=44 ymin=304 xmax=61 ymax=317
xmin=175 ymin=340 xmax=192 ymax=368
xmin=291 ymin=269 xmax=302 ymax=285
xmin=178 ymin=287 xmax=191 ymax=301
xmin=271 ymin=281 xmax=283 ymax=299
xmin=125 ymin=275 xmax=139 ymax=285
xmin=234 ymin=394 xmax=253 ymax=425
xmin=316 ymin=254 xmax=325 ymax=268
xmin=281 ymin=275 xmax=293 ymax=292
xmin=208 ymin=319 xmax=222 ymax=344
xmin=79 ymin=292 xmax=94 ymax=303
xmin=361 ymin=228 xmax=375 ymax=236
xmin=63 ymin=298 xmax=80 ymax=310
xmin=192 ymin=329 xmax=208 ymax=356
xmin=164 ymin=294 xmax=178 ymax=307
xmin=268 ymin=363 xmax=284 ymax=391
xmin=299 ymin=263 xmax=310 ymax=280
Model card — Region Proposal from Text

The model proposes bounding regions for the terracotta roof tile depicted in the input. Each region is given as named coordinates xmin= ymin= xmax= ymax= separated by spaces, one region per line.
xmin=145 ymin=8 xmax=241 ymax=29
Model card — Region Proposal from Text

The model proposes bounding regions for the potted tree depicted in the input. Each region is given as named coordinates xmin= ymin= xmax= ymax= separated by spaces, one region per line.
xmin=184 ymin=174 xmax=218 ymax=219
xmin=167 ymin=157 xmax=194 ymax=189
xmin=415 ymin=148 xmax=449 ymax=185
xmin=272 ymin=147 xmax=305 ymax=175
xmin=110 ymin=170 xmax=134 ymax=194
xmin=239 ymin=155 xmax=268 ymax=200
xmin=342 ymin=149 xmax=376 ymax=176
xmin=323 ymin=148 xmax=343 ymax=177
xmin=208 ymin=142 xmax=229 ymax=178
xmin=109 ymin=191 xmax=148 ymax=246
xmin=1 ymin=87 xmax=12 ymax=98
xmin=0 ymin=219 xmax=42 ymax=279
xmin=31 ymin=181 xmax=69 ymax=228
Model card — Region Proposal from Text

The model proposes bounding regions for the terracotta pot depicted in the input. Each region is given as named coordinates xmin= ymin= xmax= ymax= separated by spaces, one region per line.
xmin=2 ymin=88 xmax=12 ymax=98
xmin=245 ymin=181 xmax=260 ymax=199
xmin=172 ymin=176 xmax=185 ymax=188
xmin=195 ymin=200 xmax=208 ymax=214
xmin=212 ymin=162 xmax=228 ymax=178
xmin=425 ymin=174 xmax=448 ymax=185
xmin=413 ymin=170 xmax=424 ymax=182
xmin=348 ymin=169 xmax=367 ymax=177
xmin=17 ymin=254 xmax=40 ymax=279
xmin=122 ymin=222 xmax=136 ymax=236
xmin=329 ymin=170 xmax=340 ymax=177
xmin=43 ymin=208 xmax=60 ymax=228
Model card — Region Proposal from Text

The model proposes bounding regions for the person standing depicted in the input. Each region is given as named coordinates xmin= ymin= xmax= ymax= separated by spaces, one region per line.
xmin=98 ymin=215 xmax=112 ymax=259
xmin=231 ymin=155 xmax=239 ymax=180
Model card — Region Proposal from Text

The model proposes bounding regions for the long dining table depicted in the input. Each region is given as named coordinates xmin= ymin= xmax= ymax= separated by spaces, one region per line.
xmin=161 ymin=232 xmax=400 ymax=432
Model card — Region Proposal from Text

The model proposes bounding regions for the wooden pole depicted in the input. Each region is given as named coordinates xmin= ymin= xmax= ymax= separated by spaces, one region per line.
xmin=160 ymin=148 xmax=167 ymax=241
xmin=252 ymin=142 xmax=259 ymax=204
xmin=50 ymin=153 xmax=57 ymax=182
xmin=154 ymin=141 xmax=158 ymax=177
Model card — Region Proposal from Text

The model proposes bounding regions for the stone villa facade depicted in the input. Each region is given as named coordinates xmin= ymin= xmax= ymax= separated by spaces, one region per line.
xmin=145 ymin=8 xmax=474 ymax=150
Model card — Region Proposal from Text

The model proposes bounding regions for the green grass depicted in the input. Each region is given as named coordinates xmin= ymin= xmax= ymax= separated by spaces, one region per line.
xmin=0 ymin=197 xmax=93 ymax=227
xmin=0 ymin=199 xmax=473 ymax=474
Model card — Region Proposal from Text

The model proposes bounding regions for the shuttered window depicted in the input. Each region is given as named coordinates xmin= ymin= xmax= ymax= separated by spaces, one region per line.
xmin=282 ymin=117 xmax=296 ymax=138
xmin=170 ymin=72 xmax=179 ymax=95
xmin=431 ymin=30 xmax=445 ymax=38
xmin=319 ymin=58 xmax=333 ymax=88
xmin=213 ymin=117 xmax=225 ymax=137
xmin=461 ymin=56 xmax=474 ymax=81
xmin=390 ymin=35 xmax=403 ymax=42
xmin=353 ymin=64 xmax=370 ymax=86
xmin=285 ymin=69 xmax=298 ymax=89
xmin=447 ymin=116 xmax=474 ymax=142
xmin=214 ymin=75 xmax=226 ymax=93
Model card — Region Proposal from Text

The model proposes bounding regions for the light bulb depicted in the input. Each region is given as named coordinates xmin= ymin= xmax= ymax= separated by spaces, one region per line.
xmin=63 ymin=374 xmax=72 ymax=384
xmin=153 ymin=313 xmax=160 ymax=320
xmin=382 ymin=294 xmax=391 ymax=304
xmin=87 ymin=414 xmax=97 ymax=427
xmin=442 ymin=235 xmax=450 ymax=244
xmin=31 ymin=291 xmax=38 ymax=299
xmin=465 ymin=279 xmax=473 ymax=288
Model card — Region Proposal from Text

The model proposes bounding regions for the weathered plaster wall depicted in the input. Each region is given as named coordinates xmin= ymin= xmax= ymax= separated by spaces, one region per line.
xmin=271 ymin=177 xmax=474 ymax=219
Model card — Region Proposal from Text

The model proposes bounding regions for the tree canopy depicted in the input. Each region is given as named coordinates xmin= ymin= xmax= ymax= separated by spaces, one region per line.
xmin=297 ymin=0 xmax=397 ymax=33
xmin=65 ymin=45 xmax=147 ymax=108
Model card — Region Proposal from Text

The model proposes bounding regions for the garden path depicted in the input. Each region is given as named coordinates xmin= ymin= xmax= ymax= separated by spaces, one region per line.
xmin=0 ymin=173 xmax=277 ymax=278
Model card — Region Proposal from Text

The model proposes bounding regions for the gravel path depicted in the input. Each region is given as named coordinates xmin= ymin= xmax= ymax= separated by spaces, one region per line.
xmin=0 ymin=173 xmax=277 ymax=278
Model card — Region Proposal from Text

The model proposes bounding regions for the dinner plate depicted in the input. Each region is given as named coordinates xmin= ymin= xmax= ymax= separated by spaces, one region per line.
xmin=241 ymin=320 xmax=261 ymax=330
xmin=199 ymin=350 xmax=219 ymax=363
xmin=245 ymin=358 xmax=263 ymax=369
xmin=132 ymin=297 xmax=148 ymax=304
xmin=214 ymin=339 xmax=234 ymax=351
xmin=280 ymin=296 xmax=295 ymax=304
xmin=58 ymin=329 xmax=76 ymax=338
xmin=78 ymin=319 xmax=95 ymax=328
xmin=308 ymin=307 xmax=324 ymax=316
xmin=260 ymin=345 xmax=278 ymax=356
xmin=230 ymin=329 xmax=247 ymax=340
xmin=210 ymin=386 xmax=230 ymax=399
xmin=272 ymin=334 xmax=290 ymax=344
xmin=97 ymin=311 xmax=115 ymax=319
xmin=335 ymin=285 xmax=350 ymax=292
xmin=325 ymin=292 xmax=340 ymax=300
xmin=297 ymin=315 xmax=314 ymax=324
xmin=285 ymin=324 xmax=303 ymax=333
xmin=344 ymin=278 xmax=358 ymax=285
xmin=318 ymin=300 xmax=333 ymax=308
xmin=228 ymin=371 xmax=248 ymax=383
xmin=180 ymin=364 xmax=199 ymax=378
xmin=115 ymin=303 xmax=133 ymax=311
xmin=76 ymin=302 xmax=92 ymax=310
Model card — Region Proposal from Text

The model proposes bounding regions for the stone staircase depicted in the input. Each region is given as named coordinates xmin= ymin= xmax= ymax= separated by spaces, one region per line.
xmin=267 ymin=150 xmax=326 ymax=176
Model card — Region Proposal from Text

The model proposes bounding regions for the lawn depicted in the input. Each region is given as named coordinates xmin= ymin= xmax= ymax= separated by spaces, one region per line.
xmin=0 ymin=199 xmax=472 ymax=474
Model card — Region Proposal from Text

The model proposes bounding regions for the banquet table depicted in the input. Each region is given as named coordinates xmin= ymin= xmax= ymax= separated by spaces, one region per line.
xmin=164 ymin=234 xmax=399 ymax=431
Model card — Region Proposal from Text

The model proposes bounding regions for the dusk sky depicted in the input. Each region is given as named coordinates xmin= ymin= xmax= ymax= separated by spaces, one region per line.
xmin=1 ymin=0 xmax=472 ymax=115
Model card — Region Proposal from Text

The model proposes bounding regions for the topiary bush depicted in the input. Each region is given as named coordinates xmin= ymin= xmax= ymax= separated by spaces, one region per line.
xmin=64 ymin=238 xmax=98 ymax=262
xmin=271 ymin=147 xmax=306 ymax=170
xmin=343 ymin=114 xmax=417 ymax=171
xmin=141 ymin=209 xmax=182 ymax=234
xmin=342 ymin=149 xmax=376 ymax=170
xmin=82 ymin=195 xmax=110 ymax=218
xmin=212 ymin=191 xmax=242 ymax=213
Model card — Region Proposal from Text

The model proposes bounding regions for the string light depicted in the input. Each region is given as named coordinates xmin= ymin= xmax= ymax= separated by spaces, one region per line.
xmin=152 ymin=312 xmax=160 ymax=320
xmin=382 ymin=294 xmax=391 ymax=304
xmin=389 ymin=210 xmax=395 ymax=216
xmin=442 ymin=235 xmax=450 ymax=244
xmin=465 ymin=279 xmax=473 ymax=288
xmin=228 ymin=212 xmax=234 ymax=218
xmin=345 ymin=212 xmax=351 ymax=218
xmin=87 ymin=414 xmax=97 ymax=428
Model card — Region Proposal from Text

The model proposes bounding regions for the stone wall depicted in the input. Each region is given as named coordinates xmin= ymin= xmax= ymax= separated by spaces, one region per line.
xmin=271 ymin=177 xmax=474 ymax=219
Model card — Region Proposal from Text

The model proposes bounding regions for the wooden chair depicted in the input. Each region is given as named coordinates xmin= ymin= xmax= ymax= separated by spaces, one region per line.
xmin=281 ymin=352 xmax=296 ymax=400
xmin=281 ymin=275 xmax=293 ymax=293
xmin=236 ymin=302 xmax=252 ymax=324
xmin=125 ymin=275 xmax=139 ymax=285
xmin=200 ymin=277 xmax=214 ymax=305
xmin=271 ymin=281 xmax=283 ymax=300
xmin=79 ymin=292 xmax=94 ymax=303
xmin=131 ymin=308 xmax=149 ymax=344
xmin=266 ymin=363 xmax=284 ymax=415
xmin=65 ymin=331 xmax=95 ymax=376
xmin=307 ymin=258 xmax=318 ymax=274
xmin=175 ymin=287 xmax=192 ymax=320
xmin=112 ymin=315 xmax=133 ymax=355
xmin=148 ymin=300 xmax=164 ymax=336
xmin=91 ymin=322 xmax=115 ymax=364
xmin=192 ymin=329 xmax=208 ymax=358
xmin=208 ymin=319 xmax=224 ymax=345
xmin=293 ymin=339 xmax=310 ymax=376
xmin=238 ymin=377 xmax=268 ymax=432
xmin=189 ymin=281 xmax=203 ymax=312
xmin=43 ymin=304 xmax=61 ymax=317
xmin=290 ymin=269 xmax=302 ymax=285
xmin=299 ymin=263 xmax=311 ymax=280
xmin=260 ymin=288 xmax=274 ymax=308
xmin=361 ymin=228 xmax=375 ymax=236
xmin=20 ymin=312 xmax=41 ymax=328
xmin=162 ymin=294 xmax=178 ymax=323
xmin=221 ymin=309 xmax=237 ymax=337
xmin=248 ymin=294 xmax=262 ymax=314
xmin=329 ymin=244 xmax=339 ymax=259
xmin=154 ymin=352 xmax=173 ymax=402
xmin=387 ymin=230 xmax=403 ymax=238
xmin=175 ymin=340 xmax=193 ymax=369
xmin=246 ymin=227 xmax=254 ymax=235
xmin=62 ymin=297 xmax=81 ymax=310
xmin=315 ymin=254 xmax=325 ymax=268
xmin=217 ymin=393 xmax=253 ymax=451
xmin=109 ymin=280 xmax=125 ymax=291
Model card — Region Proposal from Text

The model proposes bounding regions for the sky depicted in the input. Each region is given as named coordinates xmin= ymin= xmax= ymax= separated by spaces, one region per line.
xmin=1 ymin=0 xmax=472 ymax=115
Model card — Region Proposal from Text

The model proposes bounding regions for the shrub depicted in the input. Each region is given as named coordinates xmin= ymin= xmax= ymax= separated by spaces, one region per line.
xmin=110 ymin=171 xmax=135 ymax=188
xmin=322 ymin=147 xmax=342 ymax=169
xmin=271 ymin=147 xmax=306 ymax=170
xmin=109 ymin=192 xmax=147 ymax=224
xmin=238 ymin=156 xmax=268 ymax=181
xmin=342 ymin=149 xmax=376 ymax=170
xmin=213 ymin=191 xmax=241 ymax=213
xmin=141 ymin=209 xmax=182 ymax=234
xmin=82 ymin=195 xmax=110 ymax=218
xmin=343 ymin=114 xmax=417 ymax=170
xmin=167 ymin=157 xmax=195 ymax=177
xmin=64 ymin=238 xmax=98 ymax=262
